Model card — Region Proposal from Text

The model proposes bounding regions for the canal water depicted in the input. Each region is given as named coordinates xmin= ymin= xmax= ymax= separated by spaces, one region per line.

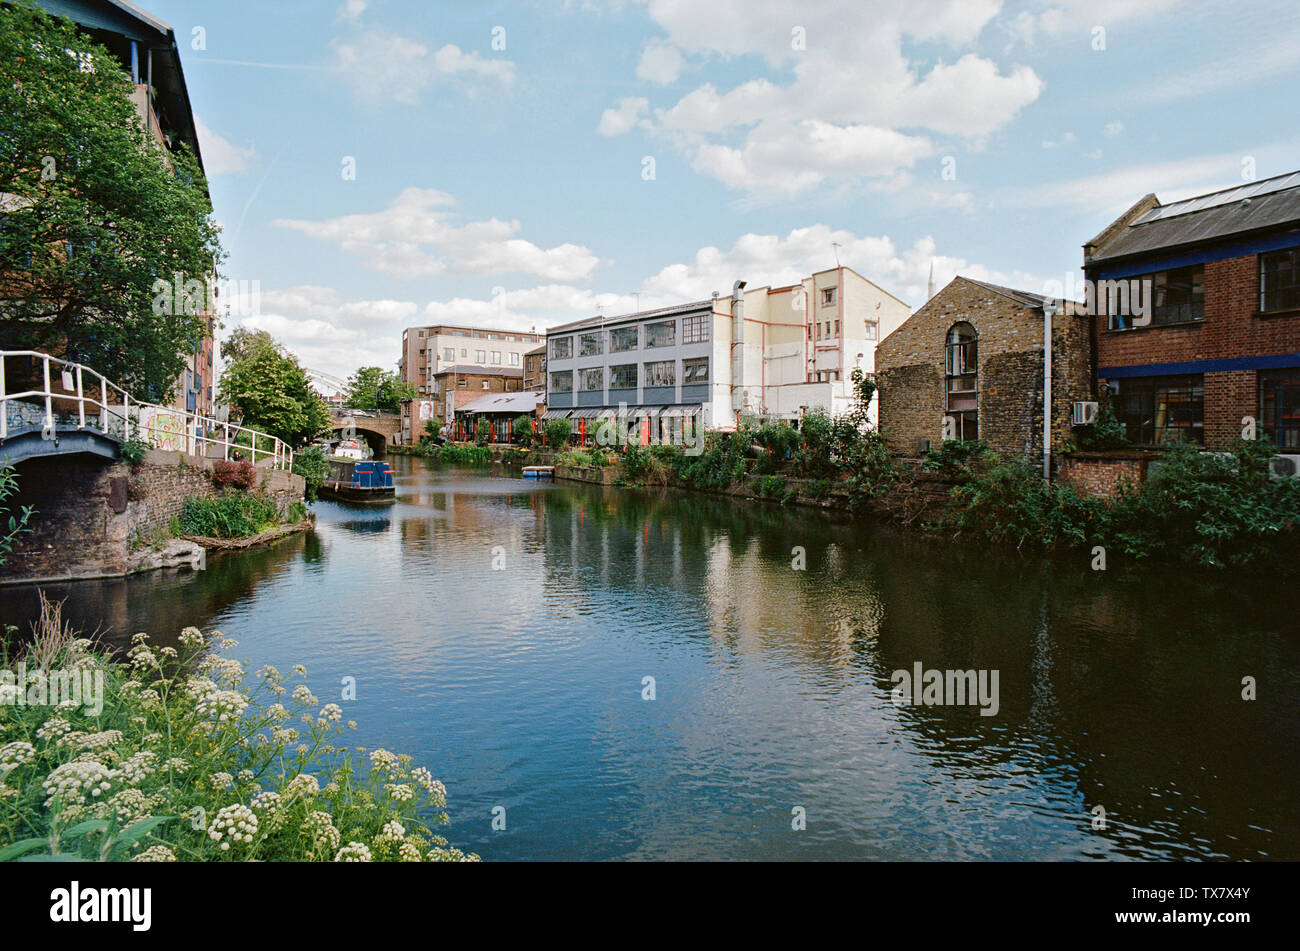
xmin=2 ymin=454 xmax=1296 ymax=861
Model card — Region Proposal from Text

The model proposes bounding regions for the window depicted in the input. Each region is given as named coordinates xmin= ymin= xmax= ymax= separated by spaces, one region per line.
xmin=475 ymin=350 xmax=487 ymax=363
xmin=681 ymin=314 xmax=710 ymax=344
xmin=510 ymin=352 xmax=520 ymax=366
xmin=610 ymin=326 xmax=638 ymax=351
xmin=579 ymin=332 xmax=603 ymax=356
xmin=609 ymin=364 xmax=637 ymax=389
xmin=418 ymin=330 xmax=425 ymax=338
xmin=1108 ymin=266 xmax=1204 ymax=329
xmin=1261 ymin=248 xmax=1300 ymax=313
xmin=683 ymin=357 xmax=709 ymax=384
xmin=550 ymin=337 xmax=572 ymax=359
xmin=418 ymin=348 xmax=425 ymax=355
xmin=580 ymin=367 xmax=604 ymax=391
xmin=1260 ymin=370 xmax=1300 ymax=448
xmin=458 ymin=377 xmax=467 ymax=387
xmin=822 ymin=287 xmax=836 ymax=306
xmin=491 ymin=351 xmax=501 ymax=364
xmin=833 ymin=319 xmax=840 ymax=336
xmin=645 ymin=320 xmax=675 ymax=348
xmin=945 ymin=322 xmax=978 ymax=441
xmin=550 ymin=370 xmax=573 ymax=392
xmin=645 ymin=360 xmax=675 ymax=387
xmin=460 ymin=348 xmax=467 ymax=358
xmin=482 ymin=381 xmax=491 ymax=390
xmin=865 ymin=322 xmax=877 ymax=340
xmin=1113 ymin=374 xmax=1204 ymax=445
xmin=443 ymin=347 xmax=454 ymax=361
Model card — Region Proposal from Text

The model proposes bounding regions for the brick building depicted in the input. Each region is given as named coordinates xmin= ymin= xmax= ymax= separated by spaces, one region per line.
xmin=399 ymin=324 xmax=542 ymax=398
xmin=875 ymin=276 xmax=1091 ymax=465
xmin=523 ymin=344 xmax=546 ymax=391
xmin=399 ymin=365 xmax=526 ymax=440
xmin=1084 ymin=170 xmax=1300 ymax=454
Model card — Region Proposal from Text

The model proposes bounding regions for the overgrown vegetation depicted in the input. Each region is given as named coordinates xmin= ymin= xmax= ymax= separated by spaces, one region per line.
xmin=941 ymin=439 xmax=1300 ymax=569
xmin=0 ymin=596 xmax=477 ymax=862
xmin=436 ymin=444 xmax=492 ymax=465
xmin=291 ymin=447 xmax=328 ymax=502
xmin=211 ymin=460 xmax=258 ymax=491
xmin=176 ymin=493 xmax=280 ymax=539
xmin=0 ymin=464 xmax=35 ymax=566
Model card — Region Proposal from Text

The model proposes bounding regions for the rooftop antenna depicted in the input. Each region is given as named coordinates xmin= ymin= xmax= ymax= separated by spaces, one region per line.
xmin=832 ymin=242 xmax=842 ymax=268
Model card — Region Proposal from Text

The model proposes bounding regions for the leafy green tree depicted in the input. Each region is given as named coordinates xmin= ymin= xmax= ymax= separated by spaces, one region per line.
xmin=345 ymin=367 xmax=415 ymax=414
xmin=219 ymin=333 xmax=329 ymax=447
xmin=0 ymin=2 xmax=223 ymax=401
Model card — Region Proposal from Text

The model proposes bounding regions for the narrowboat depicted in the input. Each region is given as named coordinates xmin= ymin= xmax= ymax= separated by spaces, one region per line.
xmin=319 ymin=459 xmax=396 ymax=503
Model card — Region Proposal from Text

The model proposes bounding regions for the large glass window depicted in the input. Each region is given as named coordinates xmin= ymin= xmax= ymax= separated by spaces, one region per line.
xmin=609 ymin=364 xmax=637 ymax=389
xmin=645 ymin=320 xmax=675 ymax=348
xmin=580 ymin=367 xmax=604 ymax=391
xmin=549 ymin=370 xmax=573 ymax=392
xmin=645 ymin=360 xmax=676 ymax=387
xmin=1108 ymin=266 xmax=1204 ymax=329
xmin=1113 ymin=374 xmax=1204 ymax=445
xmin=945 ymin=323 xmax=978 ymax=440
xmin=475 ymin=350 xmax=486 ymax=363
xmin=579 ymin=332 xmax=603 ymax=356
xmin=443 ymin=347 xmax=454 ymax=361
xmin=681 ymin=314 xmax=710 ymax=344
xmin=1261 ymin=248 xmax=1300 ymax=313
xmin=610 ymin=326 xmax=638 ymax=351
xmin=1261 ymin=370 xmax=1300 ymax=449
xmin=550 ymin=337 xmax=572 ymax=359
xmin=683 ymin=357 xmax=709 ymax=384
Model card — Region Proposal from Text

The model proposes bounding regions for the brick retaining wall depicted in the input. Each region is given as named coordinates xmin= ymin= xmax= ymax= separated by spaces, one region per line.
xmin=1 ymin=450 xmax=305 ymax=583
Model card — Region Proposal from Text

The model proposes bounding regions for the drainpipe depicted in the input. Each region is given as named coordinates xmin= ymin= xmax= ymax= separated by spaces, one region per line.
xmin=731 ymin=280 xmax=747 ymax=416
xmin=1043 ymin=299 xmax=1055 ymax=482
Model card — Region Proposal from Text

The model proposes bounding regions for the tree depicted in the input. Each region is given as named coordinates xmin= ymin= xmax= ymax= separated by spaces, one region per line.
xmin=0 ymin=3 xmax=224 ymax=401
xmin=345 ymin=366 xmax=415 ymax=414
xmin=218 ymin=333 xmax=329 ymax=447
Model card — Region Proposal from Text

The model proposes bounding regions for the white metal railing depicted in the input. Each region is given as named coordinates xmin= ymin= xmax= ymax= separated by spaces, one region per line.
xmin=0 ymin=350 xmax=293 ymax=470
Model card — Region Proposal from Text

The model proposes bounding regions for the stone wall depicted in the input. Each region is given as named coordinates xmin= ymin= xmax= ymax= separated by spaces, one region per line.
xmin=1057 ymin=452 xmax=1153 ymax=498
xmin=876 ymin=276 xmax=1093 ymax=462
xmin=1 ymin=449 xmax=305 ymax=583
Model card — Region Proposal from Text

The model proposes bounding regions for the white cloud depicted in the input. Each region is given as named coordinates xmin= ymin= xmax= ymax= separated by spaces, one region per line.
xmin=1008 ymin=150 xmax=1258 ymax=213
xmin=1103 ymin=121 xmax=1124 ymax=137
xmin=339 ymin=0 xmax=367 ymax=21
xmin=194 ymin=117 xmax=256 ymax=175
xmin=599 ymin=1 xmax=1044 ymax=196
xmin=230 ymin=286 xmax=419 ymax=380
xmin=597 ymin=97 xmax=649 ymax=136
xmin=636 ymin=41 xmax=683 ymax=84
xmin=332 ymin=32 xmax=513 ymax=105
xmin=1001 ymin=0 xmax=1185 ymax=48
xmin=272 ymin=187 xmax=600 ymax=281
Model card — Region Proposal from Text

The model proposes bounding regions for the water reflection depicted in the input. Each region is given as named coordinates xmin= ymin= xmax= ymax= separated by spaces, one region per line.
xmin=2 ymin=454 xmax=1295 ymax=861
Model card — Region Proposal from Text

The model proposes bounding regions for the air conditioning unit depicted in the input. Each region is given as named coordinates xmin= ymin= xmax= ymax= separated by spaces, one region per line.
xmin=1269 ymin=454 xmax=1300 ymax=478
xmin=1071 ymin=401 xmax=1099 ymax=426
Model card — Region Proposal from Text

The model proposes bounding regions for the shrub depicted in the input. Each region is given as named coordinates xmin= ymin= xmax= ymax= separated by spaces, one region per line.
xmin=212 ymin=460 xmax=258 ymax=491
xmin=437 ymin=444 xmax=492 ymax=465
xmin=176 ymin=493 xmax=279 ymax=539
xmin=0 ymin=605 xmax=477 ymax=862
xmin=0 ymin=463 xmax=35 ymax=566
xmin=807 ymin=478 xmax=832 ymax=500
xmin=291 ymin=447 xmax=328 ymax=502
xmin=921 ymin=439 xmax=992 ymax=477
xmin=512 ymin=415 xmax=534 ymax=444
xmin=943 ymin=457 xmax=1106 ymax=550
xmin=1075 ymin=406 xmax=1130 ymax=452
xmin=543 ymin=419 xmax=571 ymax=449
xmin=117 ymin=435 xmax=150 ymax=466
xmin=678 ymin=432 xmax=748 ymax=490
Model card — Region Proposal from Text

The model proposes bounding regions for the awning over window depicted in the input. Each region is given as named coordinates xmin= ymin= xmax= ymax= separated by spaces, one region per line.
xmin=541 ymin=409 xmax=571 ymax=420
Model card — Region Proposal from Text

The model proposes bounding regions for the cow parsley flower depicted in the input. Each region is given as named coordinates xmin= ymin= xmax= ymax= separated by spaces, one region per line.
xmin=208 ymin=804 xmax=258 ymax=850
xmin=133 ymin=845 xmax=177 ymax=862
xmin=334 ymin=842 xmax=372 ymax=862
xmin=301 ymin=811 xmax=341 ymax=853
xmin=42 ymin=760 xmax=113 ymax=807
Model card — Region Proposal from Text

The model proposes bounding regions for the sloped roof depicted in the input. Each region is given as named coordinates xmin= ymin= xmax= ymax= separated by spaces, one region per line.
xmin=1089 ymin=170 xmax=1300 ymax=264
xmin=456 ymin=391 xmax=544 ymax=414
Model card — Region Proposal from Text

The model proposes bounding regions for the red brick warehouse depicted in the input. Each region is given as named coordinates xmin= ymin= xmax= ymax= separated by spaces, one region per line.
xmin=1084 ymin=170 xmax=1300 ymax=454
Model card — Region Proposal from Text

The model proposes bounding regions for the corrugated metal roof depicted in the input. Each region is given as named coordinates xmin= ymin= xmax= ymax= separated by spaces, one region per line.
xmin=541 ymin=409 xmax=571 ymax=420
xmin=1091 ymin=170 xmax=1300 ymax=263
xmin=456 ymin=391 xmax=543 ymax=414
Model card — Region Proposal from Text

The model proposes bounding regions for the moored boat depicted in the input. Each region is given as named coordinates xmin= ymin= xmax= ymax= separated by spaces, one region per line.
xmin=319 ymin=459 xmax=395 ymax=502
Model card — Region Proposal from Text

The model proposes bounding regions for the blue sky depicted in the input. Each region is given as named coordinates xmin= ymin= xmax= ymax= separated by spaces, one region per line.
xmin=145 ymin=0 xmax=1299 ymax=379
